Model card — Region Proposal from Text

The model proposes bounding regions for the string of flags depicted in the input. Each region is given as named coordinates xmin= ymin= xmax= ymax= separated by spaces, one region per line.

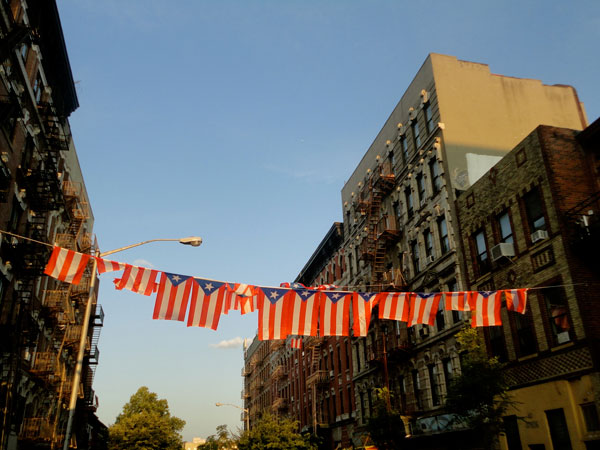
xmin=44 ymin=245 xmax=529 ymax=340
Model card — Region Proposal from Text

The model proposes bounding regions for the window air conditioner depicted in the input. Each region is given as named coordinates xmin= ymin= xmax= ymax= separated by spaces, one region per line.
xmin=419 ymin=327 xmax=429 ymax=337
xmin=531 ymin=229 xmax=549 ymax=243
xmin=426 ymin=255 xmax=435 ymax=265
xmin=490 ymin=242 xmax=515 ymax=262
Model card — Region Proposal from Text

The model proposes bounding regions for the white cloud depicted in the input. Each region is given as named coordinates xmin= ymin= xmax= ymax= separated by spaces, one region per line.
xmin=210 ymin=337 xmax=247 ymax=349
xmin=132 ymin=259 xmax=155 ymax=268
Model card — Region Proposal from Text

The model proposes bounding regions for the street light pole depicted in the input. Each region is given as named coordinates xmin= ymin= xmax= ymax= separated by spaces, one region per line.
xmin=216 ymin=402 xmax=250 ymax=431
xmin=62 ymin=236 xmax=202 ymax=450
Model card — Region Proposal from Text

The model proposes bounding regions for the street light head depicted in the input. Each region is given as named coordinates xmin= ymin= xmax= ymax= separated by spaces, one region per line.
xmin=179 ymin=236 xmax=203 ymax=247
xmin=215 ymin=402 xmax=222 ymax=407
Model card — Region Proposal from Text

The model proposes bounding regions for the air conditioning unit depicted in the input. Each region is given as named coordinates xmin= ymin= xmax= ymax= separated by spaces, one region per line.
xmin=419 ymin=327 xmax=429 ymax=337
xmin=531 ymin=229 xmax=549 ymax=243
xmin=426 ymin=255 xmax=435 ymax=265
xmin=490 ymin=242 xmax=515 ymax=262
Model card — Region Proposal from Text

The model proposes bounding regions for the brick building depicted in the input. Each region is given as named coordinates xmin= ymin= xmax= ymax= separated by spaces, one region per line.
xmin=242 ymin=223 xmax=356 ymax=449
xmin=0 ymin=1 xmax=104 ymax=448
xmin=457 ymin=121 xmax=600 ymax=450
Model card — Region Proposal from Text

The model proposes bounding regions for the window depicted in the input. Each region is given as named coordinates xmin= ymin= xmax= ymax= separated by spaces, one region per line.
xmin=424 ymin=102 xmax=435 ymax=133
xmin=543 ymin=288 xmax=571 ymax=345
xmin=33 ymin=75 xmax=43 ymax=103
xmin=20 ymin=43 xmax=28 ymax=64
xmin=438 ymin=216 xmax=450 ymax=254
xmin=416 ymin=173 xmax=426 ymax=204
xmin=405 ymin=187 xmax=414 ymax=218
xmin=473 ymin=229 xmax=490 ymax=275
xmin=428 ymin=364 xmax=440 ymax=406
xmin=401 ymin=136 xmax=409 ymax=163
xmin=411 ymin=240 xmax=420 ymax=275
xmin=503 ymin=415 xmax=523 ymax=450
xmin=524 ymin=188 xmax=546 ymax=232
xmin=436 ymin=299 xmax=445 ymax=331
xmin=424 ymin=229 xmax=434 ymax=259
xmin=514 ymin=311 xmax=536 ymax=357
xmin=488 ymin=326 xmax=507 ymax=362
xmin=581 ymin=403 xmax=600 ymax=432
xmin=498 ymin=211 xmax=514 ymax=244
xmin=412 ymin=120 xmax=421 ymax=149
xmin=546 ymin=408 xmax=573 ymax=450
xmin=429 ymin=159 xmax=442 ymax=194
xmin=442 ymin=358 xmax=452 ymax=387
xmin=412 ymin=369 xmax=422 ymax=408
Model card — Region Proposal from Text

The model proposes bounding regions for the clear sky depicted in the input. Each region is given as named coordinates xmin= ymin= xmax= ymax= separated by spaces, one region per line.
xmin=57 ymin=0 xmax=598 ymax=441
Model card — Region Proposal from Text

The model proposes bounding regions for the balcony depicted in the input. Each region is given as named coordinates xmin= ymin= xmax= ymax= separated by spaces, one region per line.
xmin=272 ymin=364 xmax=286 ymax=380
xmin=565 ymin=191 xmax=600 ymax=257
xmin=306 ymin=369 xmax=329 ymax=386
xmin=272 ymin=397 xmax=288 ymax=411
xmin=30 ymin=352 xmax=58 ymax=375
xmin=20 ymin=417 xmax=53 ymax=441
xmin=377 ymin=214 xmax=401 ymax=242
xmin=373 ymin=159 xmax=395 ymax=194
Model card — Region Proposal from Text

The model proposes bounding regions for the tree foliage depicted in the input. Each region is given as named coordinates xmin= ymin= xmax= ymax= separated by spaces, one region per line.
xmin=108 ymin=386 xmax=186 ymax=450
xmin=366 ymin=387 xmax=406 ymax=450
xmin=197 ymin=424 xmax=236 ymax=450
xmin=237 ymin=412 xmax=315 ymax=450
xmin=445 ymin=328 xmax=511 ymax=447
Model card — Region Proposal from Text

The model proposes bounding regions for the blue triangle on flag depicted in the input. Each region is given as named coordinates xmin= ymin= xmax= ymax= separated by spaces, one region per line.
xmin=194 ymin=278 xmax=225 ymax=293
xmin=261 ymin=287 xmax=288 ymax=305
xmin=295 ymin=289 xmax=318 ymax=301
xmin=325 ymin=291 xmax=345 ymax=304
xmin=166 ymin=272 xmax=190 ymax=287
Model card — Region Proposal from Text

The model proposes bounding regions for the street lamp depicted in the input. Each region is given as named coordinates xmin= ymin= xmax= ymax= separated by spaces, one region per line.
xmin=63 ymin=236 xmax=202 ymax=450
xmin=216 ymin=402 xmax=250 ymax=431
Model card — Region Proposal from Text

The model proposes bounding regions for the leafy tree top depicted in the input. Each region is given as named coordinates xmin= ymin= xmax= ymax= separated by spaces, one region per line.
xmin=109 ymin=386 xmax=186 ymax=450
xmin=237 ymin=412 xmax=316 ymax=450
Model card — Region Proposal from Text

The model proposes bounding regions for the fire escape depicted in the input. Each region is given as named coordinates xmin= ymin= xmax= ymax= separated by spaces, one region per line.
xmin=305 ymin=337 xmax=330 ymax=433
xmin=357 ymin=159 xmax=404 ymax=289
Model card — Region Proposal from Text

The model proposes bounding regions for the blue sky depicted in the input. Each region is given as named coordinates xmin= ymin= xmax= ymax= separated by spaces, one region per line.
xmin=58 ymin=0 xmax=599 ymax=441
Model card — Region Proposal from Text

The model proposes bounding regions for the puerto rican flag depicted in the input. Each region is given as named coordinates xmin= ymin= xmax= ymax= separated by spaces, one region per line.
xmin=353 ymin=292 xmax=379 ymax=337
xmin=153 ymin=273 xmax=193 ymax=321
xmin=408 ymin=292 xmax=442 ymax=326
xmin=187 ymin=278 xmax=226 ymax=330
xmin=289 ymin=337 xmax=303 ymax=349
xmin=226 ymin=283 xmax=257 ymax=315
xmin=257 ymin=287 xmax=291 ymax=340
xmin=470 ymin=291 xmax=502 ymax=327
xmin=95 ymin=257 xmax=125 ymax=274
xmin=114 ymin=264 xmax=159 ymax=296
xmin=280 ymin=282 xmax=307 ymax=289
xmin=44 ymin=246 xmax=90 ymax=285
xmin=378 ymin=292 xmax=412 ymax=322
xmin=504 ymin=289 xmax=528 ymax=314
xmin=288 ymin=289 xmax=320 ymax=336
xmin=320 ymin=291 xmax=352 ymax=336
xmin=444 ymin=291 xmax=471 ymax=311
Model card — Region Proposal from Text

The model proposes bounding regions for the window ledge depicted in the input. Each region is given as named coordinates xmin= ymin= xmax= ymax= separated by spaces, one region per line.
xmin=550 ymin=341 xmax=575 ymax=352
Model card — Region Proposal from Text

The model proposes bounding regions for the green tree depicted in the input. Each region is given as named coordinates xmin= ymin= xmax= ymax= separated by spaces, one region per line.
xmin=197 ymin=424 xmax=236 ymax=450
xmin=108 ymin=386 xmax=186 ymax=450
xmin=445 ymin=327 xmax=511 ymax=448
xmin=366 ymin=387 xmax=406 ymax=450
xmin=237 ymin=412 xmax=316 ymax=450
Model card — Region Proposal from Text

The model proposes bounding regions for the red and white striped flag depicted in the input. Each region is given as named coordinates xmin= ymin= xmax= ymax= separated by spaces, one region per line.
xmin=408 ymin=292 xmax=442 ymax=327
xmin=187 ymin=278 xmax=226 ymax=330
xmin=289 ymin=337 xmax=303 ymax=349
xmin=470 ymin=291 xmax=502 ymax=327
xmin=317 ymin=284 xmax=338 ymax=290
xmin=153 ymin=273 xmax=193 ymax=321
xmin=378 ymin=292 xmax=412 ymax=322
xmin=44 ymin=246 xmax=90 ymax=285
xmin=505 ymin=289 xmax=528 ymax=314
xmin=95 ymin=257 xmax=125 ymax=274
xmin=257 ymin=287 xmax=291 ymax=340
xmin=320 ymin=291 xmax=352 ymax=336
xmin=353 ymin=292 xmax=379 ymax=337
xmin=444 ymin=291 xmax=471 ymax=311
xmin=288 ymin=289 xmax=320 ymax=336
xmin=227 ymin=283 xmax=257 ymax=315
xmin=114 ymin=264 xmax=159 ymax=296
